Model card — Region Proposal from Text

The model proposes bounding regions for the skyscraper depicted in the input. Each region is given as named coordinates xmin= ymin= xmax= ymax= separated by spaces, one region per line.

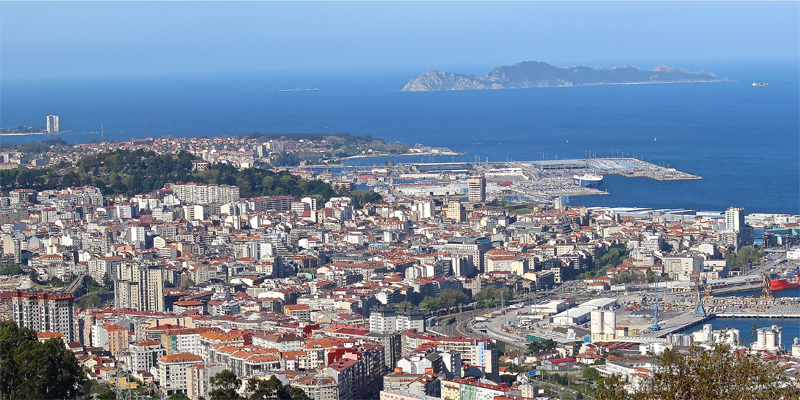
xmin=11 ymin=290 xmax=75 ymax=342
xmin=725 ymin=207 xmax=745 ymax=231
xmin=46 ymin=114 xmax=59 ymax=133
xmin=115 ymin=263 xmax=165 ymax=312
xmin=468 ymin=175 xmax=486 ymax=203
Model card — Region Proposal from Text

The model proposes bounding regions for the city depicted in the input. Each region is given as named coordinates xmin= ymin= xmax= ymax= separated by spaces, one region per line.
xmin=1 ymin=132 xmax=800 ymax=400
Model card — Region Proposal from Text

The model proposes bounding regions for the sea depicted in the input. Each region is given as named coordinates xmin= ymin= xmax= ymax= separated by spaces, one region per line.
xmin=0 ymin=61 xmax=798 ymax=214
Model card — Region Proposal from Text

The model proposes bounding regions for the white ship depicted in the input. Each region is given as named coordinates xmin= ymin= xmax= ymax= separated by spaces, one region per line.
xmin=574 ymin=174 xmax=603 ymax=188
xmin=751 ymin=82 xmax=768 ymax=87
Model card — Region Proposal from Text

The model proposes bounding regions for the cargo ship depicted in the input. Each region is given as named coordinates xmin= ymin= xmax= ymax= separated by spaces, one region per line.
xmin=769 ymin=277 xmax=799 ymax=291
xmin=751 ymin=82 xmax=769 ymax=87
xmin=573 ymin=174 xmax=603 ymax=188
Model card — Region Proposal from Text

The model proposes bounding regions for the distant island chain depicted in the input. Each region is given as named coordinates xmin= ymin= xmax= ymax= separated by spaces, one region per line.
xmin=402 ymin=61 xmax=728 ymax=91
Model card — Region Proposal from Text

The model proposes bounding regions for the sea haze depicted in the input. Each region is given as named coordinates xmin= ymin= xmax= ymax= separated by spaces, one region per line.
xmin=1 ymin=62 xmax=798 ymax=214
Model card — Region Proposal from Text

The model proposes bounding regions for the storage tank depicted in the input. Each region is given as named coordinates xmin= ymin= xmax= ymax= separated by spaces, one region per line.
xmin=766 ymin=329 xmax=777 ymax=350
xmin=757 ymin=329 xmax=766 ymax=349
xmin=590 ymin=310 xmax=603 ymax=337
xmin=603 ymin=310 xmax=616 ymax=334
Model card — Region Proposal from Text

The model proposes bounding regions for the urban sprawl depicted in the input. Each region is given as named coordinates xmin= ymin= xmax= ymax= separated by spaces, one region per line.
xmin=2 ymin=133 xmax=800 ymax=400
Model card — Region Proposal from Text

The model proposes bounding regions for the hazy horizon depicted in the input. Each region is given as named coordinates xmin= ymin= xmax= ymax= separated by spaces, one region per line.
xmin=2 ymin=2 xmax=798 ymax=82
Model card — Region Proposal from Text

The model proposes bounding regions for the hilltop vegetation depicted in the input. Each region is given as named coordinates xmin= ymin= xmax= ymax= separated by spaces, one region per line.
xmin=0 ymin=149 xmax=382 ymax=204
xmin=242 ymin=131 xmax=410 ymax=163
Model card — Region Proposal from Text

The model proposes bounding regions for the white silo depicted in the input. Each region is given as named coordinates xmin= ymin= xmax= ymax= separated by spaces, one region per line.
xmin=590 ymin=310 xmax=604 ymax=341
xmin=703 ymin=324 xmax=713 ymax=343
xmin=603 ymin=310 xmax=617 ymax=336
xmin=757 ymin=328 xmax=766 ymax=349
xmin=766 ymin=329 xmax=777 ymax=350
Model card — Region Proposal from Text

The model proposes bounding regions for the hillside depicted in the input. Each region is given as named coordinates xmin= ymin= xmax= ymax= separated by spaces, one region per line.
xmin=402 ymin=61 xmax=728 ymax=91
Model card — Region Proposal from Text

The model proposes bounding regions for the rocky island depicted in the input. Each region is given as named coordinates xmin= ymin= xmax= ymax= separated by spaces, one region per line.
xmin=402 ymin=61 xmax=728 ymax=91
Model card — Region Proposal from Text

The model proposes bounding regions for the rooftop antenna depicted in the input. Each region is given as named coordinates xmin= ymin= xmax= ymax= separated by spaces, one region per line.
xmin=650 ymin=274 xmax=661 ymax=331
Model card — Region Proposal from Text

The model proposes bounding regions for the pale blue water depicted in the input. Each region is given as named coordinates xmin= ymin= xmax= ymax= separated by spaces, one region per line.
xmin=1 ymin=62 xmax=798 ymax=214
xmin=679 ymin=317 xmax=800 ymax=342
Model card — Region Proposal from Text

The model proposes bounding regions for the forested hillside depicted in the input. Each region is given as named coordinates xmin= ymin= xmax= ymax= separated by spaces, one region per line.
xmin=0 ymin=149 xmax=382 ymax=204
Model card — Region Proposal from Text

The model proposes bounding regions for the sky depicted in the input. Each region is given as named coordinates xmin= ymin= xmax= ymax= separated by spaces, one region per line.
xmin=1 ymin=1 xmax=798 ymax=81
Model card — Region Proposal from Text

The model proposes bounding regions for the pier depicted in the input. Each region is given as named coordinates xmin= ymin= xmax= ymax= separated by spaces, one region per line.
xmin=640 ymin=312 xmax=715 ymax=338
xmin=717 ymin=313 xmax=800 ymax=318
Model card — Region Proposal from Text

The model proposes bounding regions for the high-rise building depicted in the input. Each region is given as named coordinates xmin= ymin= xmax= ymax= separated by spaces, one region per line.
xmin=446 ymin=201 xmax=465 ymax=222
xmin=725 ymin=207 xmax=745 ymax=231
xmin=46 ymin=114 xmax=59 ymax=133
xmin=115 ymin=264 xmax=165 ymax=312
xmin=11 ymin=290 xmax=75 ymax=342
xmin=467 ymin=175 xmax=486 ymax=203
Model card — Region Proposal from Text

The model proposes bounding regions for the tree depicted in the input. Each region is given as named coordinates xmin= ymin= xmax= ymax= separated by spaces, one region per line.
xmin=527 ymin=339 xmax=556 ymax=355
xmin=596 ymin=342 xmax=800 ymax=400
xmin=0 ymin=320 xmax=85 ymax=399
xmin=102 ymin=272 xmax=112 ymax=290
xmin=246 ymin=375 xmax=285 ymax=400
xmin=582 ymin=367 xmax=600 ymax=381
xmin=419 ymin=288 xmax=471 ymax=311
xmin=210 ymin=369 xmax=242 ymax=400
xmin=287 ymin=387 xmax=308 ymax=400
xmin=169 ymin=393 xmax=191 ymax=400
xmin=244 ymin=375 xmax=306 ymax=400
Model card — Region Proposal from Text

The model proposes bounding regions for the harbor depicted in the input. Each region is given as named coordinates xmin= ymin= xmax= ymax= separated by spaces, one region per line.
xmin=301 ymin=156 xmax=704 ymax=204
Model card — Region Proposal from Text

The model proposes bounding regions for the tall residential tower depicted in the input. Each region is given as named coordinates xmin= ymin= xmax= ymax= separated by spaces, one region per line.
xmin=46 ymin=114 xmax=59 ymax=133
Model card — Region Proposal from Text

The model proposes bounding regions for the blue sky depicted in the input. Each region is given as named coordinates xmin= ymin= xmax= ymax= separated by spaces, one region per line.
xmin=1 ymin=1 xmax=798 ymax=80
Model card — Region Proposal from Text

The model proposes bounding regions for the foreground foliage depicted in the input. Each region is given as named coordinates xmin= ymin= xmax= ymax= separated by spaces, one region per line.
xmin=0 ymin=320 xmax=85 ymax=399
xmin=209 ymin=370 xmax=308 ymax=400
xmin=596 ymin=342 xmax=800 ymax=400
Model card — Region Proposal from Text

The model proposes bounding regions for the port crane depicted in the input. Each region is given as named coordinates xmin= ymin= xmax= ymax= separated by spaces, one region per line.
xmin=650 ymin=274 xmax=661 ymax=331
xmin=690 ymin=265 xmax=707 ymax=318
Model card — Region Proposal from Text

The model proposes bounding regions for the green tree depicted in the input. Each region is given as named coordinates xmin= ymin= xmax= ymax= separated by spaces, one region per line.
xmin=287 ymin=387 xmax=308 ymax=400
xmin=597 ymin=342 xmax=800 ymax=400
xmin=0 ymin=320 xmax=85 ymax=399
xmin=474 ymin=285 xmax=513 ymax=307
xmin=210 ymin=369 xmax=242 ymax=400
xmin=419 ymin=288 xmax=471 ymax=311
xmin=526 ymin=339 xmax=556 ymax=355
xmin=244 ymin=375 xmax=307 ymax=400
xmin=582 ymin=367 xmax=600 ymax=381
xmin=169 ymin=393 xmax=191 ymax=400
xmin=102 ymin=272 xmax=112 ymax=290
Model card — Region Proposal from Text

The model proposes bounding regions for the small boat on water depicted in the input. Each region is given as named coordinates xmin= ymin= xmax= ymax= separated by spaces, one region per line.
xmin=752 ymin=82 xmax=769 ymax=87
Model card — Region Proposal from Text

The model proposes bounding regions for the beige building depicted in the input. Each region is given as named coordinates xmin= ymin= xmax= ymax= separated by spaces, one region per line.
xmin=293 ymin=376 xmax=338 ymax=400
xmin=467 ymin=176 xmax=486 ymax=203
xmin=114 ymin=263 xmax=165 ymax=312
xmin=446 ymin=201 xmax=465 ymax=222
xmin=158 ymin=353 xmax=203 ymax=394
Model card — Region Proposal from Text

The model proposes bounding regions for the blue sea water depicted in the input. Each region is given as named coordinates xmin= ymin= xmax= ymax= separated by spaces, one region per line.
xmin=1 ymin=62 xmax=798 ymax=214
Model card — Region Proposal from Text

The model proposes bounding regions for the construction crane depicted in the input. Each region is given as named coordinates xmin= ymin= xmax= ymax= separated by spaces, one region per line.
xmin=761 ymin=258 xmax=773 ymax=300
xmin=690 ymin=265 xmax=707 ymax=318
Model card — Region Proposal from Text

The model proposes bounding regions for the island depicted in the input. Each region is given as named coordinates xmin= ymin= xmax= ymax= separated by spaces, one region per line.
xmin=402 ymin=61 xmax=728 ymax=91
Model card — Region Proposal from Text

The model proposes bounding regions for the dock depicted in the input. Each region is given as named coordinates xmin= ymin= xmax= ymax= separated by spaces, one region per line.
xmin=639 ymin=312 xmax=714 ymax=338
xmin=716 ymin=313 xmax=800 ymax=319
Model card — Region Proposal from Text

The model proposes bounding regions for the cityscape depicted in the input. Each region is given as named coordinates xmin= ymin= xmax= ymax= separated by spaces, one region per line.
xmin=1 ymin=2 xmax=798 ymax=399
xmin=1 ymin=119 xmax=800 ymax=399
